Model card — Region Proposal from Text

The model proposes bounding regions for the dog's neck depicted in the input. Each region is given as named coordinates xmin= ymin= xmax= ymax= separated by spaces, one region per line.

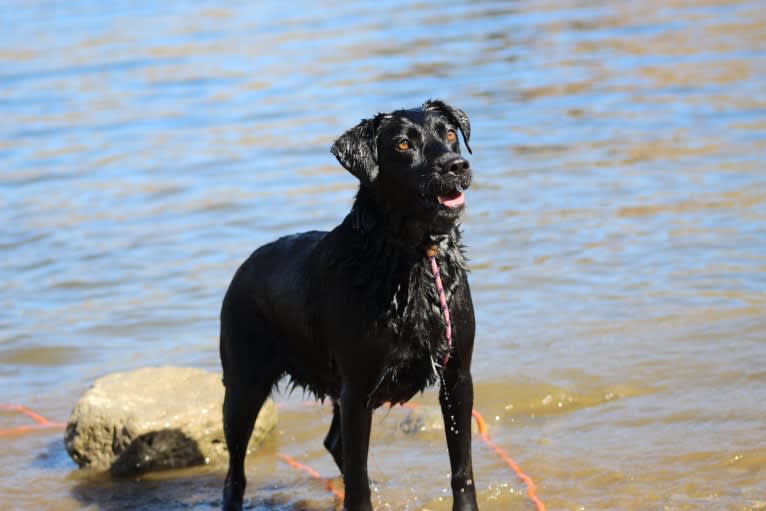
xmin=349 ymin=187 xmax=458 ymax=257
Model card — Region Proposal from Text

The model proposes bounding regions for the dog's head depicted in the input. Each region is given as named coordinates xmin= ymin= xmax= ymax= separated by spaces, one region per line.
xmin=331 ymin=100 xmax=472 ymax=235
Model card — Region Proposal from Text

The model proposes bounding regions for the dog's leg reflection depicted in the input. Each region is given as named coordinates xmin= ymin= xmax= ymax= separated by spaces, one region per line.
xmin=324 ymin=399 xmax=344 ymax=474
xmin=440 ymin=364 xmax=479 ymax=511
xmin=340 ymin=386 xmax=374 ymax=511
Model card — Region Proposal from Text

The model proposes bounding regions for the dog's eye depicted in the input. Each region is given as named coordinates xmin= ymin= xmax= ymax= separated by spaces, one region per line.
xmin=396 ymin=140 xmax=410 ymax=151
xmin=446 ymin=129 xmax=457 ymax=143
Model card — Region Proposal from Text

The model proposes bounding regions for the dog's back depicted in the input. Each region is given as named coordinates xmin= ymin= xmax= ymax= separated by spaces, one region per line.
xmin=220 ymin=230 xmax=328 ymax=390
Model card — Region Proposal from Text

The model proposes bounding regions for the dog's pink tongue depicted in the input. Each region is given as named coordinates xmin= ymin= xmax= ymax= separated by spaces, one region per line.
xmin=438 ymin=191 xmax=465 ymax=208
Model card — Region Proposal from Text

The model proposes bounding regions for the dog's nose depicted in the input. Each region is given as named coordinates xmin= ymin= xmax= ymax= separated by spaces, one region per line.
xmin=442 ymin=156 xmax=470 ymax=175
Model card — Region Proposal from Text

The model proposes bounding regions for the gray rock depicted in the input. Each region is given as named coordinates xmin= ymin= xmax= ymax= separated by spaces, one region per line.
xmin=65 ymin=366 xmax=277 ymax=476
xmin=399 ymin=405 xmax=444 ymax=434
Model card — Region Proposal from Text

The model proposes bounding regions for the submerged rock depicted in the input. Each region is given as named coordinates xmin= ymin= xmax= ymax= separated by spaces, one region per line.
xmin=65 ymin=366 xmax=277 ymax=476
xmin=399 ymin=405 xmax=444 ymax=434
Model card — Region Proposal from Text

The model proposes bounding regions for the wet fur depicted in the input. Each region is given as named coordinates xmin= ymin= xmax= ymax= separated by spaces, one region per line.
xmin=220 ymin=100 xmax=479 ymax=511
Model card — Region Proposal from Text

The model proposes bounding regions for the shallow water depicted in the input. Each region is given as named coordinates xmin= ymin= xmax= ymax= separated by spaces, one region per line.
xmin=1 ymin=1 xmax=765 ymax=510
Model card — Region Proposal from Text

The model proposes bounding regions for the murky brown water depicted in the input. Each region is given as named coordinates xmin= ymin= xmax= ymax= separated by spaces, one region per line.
xmin=2 ymin=1 xmax=765 ymax=510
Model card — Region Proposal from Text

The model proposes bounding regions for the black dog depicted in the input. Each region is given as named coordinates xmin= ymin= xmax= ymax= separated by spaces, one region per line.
xmin=220 ymin=100 xmax=478 ymax=511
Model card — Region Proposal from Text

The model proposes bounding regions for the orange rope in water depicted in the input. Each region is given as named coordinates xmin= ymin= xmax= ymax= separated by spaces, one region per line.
xmin=0 ymin=404 xmax=65 ymax=437
xmin=276 ymin=452 xmax=345 ymax=500
xmin=472 ymin=409 xmax=546 ymax=511
xmin=275 ymin=402 xmax=545 ymax=510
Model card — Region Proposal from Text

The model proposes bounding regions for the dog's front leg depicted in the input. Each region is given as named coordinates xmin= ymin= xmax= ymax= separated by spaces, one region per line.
xmin=340 ymin=385 xmax=374 ymax=511
xmin=440 ymin=363 xmax=479 ymax=511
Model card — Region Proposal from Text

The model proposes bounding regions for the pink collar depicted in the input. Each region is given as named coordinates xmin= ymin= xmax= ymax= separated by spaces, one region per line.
xmin=426 ymin=246 xmax=452 ymax=368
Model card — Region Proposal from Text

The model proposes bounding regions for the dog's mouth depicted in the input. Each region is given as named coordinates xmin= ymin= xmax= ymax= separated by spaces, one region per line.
xmin=417 ymin=178 xmax=471 ymax=216
xmin=437 ymin=186 xmax=465 ymax=209
xmin=417 ymin=175 xmax=471 ymax=219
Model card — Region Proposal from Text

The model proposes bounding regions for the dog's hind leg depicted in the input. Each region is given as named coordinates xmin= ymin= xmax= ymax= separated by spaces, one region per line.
xmin=222 ymin=381 xmax=269 ymax=511
xmin=220 ymin=317 xmax=281 ymax=511
xmin=323 ymin=399 xmax=344 ymax=474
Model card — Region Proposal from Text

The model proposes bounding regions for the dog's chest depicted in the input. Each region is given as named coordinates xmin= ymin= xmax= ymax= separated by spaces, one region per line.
xmin=366 ymin=257 xmax=460 ymax=407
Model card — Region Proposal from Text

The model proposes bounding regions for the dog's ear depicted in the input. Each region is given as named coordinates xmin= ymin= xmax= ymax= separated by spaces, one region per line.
xmin=424 ymin=100 xmax=472 ymax=154
xmin=331 ymin=118 xmax=379 ymax=186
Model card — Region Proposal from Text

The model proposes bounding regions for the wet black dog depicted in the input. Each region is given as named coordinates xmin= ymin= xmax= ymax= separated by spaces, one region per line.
xmin=220 ymin=100 xmax=478 ymax=511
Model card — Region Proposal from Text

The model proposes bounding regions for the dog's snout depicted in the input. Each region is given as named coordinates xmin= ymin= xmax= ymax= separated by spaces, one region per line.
xmin=442 ymin=156 xmax=470 ymax=175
